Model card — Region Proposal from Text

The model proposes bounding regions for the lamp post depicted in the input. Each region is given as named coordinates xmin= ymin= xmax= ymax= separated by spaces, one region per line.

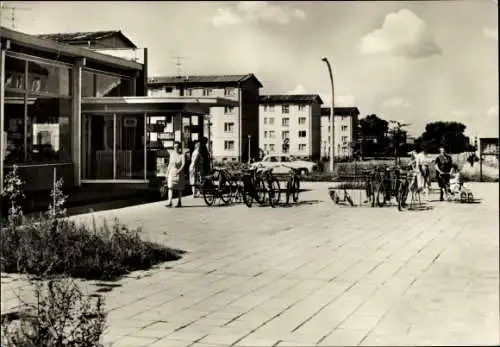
xmin=321 ymin=57 xmax=335 ymax=172
xmin=247 ymin=134 xmax=251 ymax=164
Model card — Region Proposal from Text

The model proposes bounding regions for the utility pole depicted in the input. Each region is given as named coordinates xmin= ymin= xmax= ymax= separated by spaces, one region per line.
xmin=1 ymin=2 xmax=32 ymax=29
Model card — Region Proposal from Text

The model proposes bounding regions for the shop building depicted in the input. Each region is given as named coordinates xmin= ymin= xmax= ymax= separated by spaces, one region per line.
xmin=0 ymin=27 xmax=236 ymax=198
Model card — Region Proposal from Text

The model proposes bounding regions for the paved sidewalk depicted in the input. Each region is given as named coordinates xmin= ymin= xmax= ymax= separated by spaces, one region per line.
xmin=1 ymin=182 xmax=498 ymax=346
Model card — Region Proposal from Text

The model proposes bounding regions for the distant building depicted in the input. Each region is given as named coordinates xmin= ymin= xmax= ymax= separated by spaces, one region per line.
xmin=147 ymin=74 xmax=263 ymax=162
xmin=37 ymin=30 xmax=138 ymax=49
xmin=321 ymin=107 xmax=360 ymax=158
xmin=259 ymin=94 xmax=323 ymax=160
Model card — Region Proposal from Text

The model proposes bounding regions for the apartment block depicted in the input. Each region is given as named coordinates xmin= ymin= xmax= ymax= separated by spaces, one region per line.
xmin=259 ymin=94 xmax=323 ymax=160
xmin=147 ymin=74 xmax=262 ymax=162
xmin=321 ymin=107 xmax=360 ymax=158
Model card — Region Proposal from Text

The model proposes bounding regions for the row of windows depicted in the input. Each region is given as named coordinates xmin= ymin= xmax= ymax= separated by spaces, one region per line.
xmin=184 ymin=87 xmax=236 ymax=97
xmin=263 ymin=130 xmax=307 ymax=139
xmin=262 ymin=104 xmax=306 ymax=113
xmin=323 ymin=125 xmax=350 ymax=132
xmin=264 ymin=143 xmax=308 ymax=151
xmin=263 ymin=117 xmax=306 ymax=126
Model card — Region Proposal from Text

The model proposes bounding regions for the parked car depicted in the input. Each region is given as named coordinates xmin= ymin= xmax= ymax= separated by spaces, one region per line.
xmin=251 ymin=154 xmax=318 ymax=175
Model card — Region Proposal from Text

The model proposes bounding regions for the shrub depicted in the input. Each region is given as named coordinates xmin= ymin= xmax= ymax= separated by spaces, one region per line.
xmin=1 ymin=277 xmax=106 ymax=347
xmin=1 ymin=166 xmax=184 ymax=281
xmin=0 ymin=217 xmax=184 ymax=280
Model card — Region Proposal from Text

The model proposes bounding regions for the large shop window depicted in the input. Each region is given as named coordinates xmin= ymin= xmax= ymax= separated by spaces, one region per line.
xmin=82 ymin=70 xmax=132 ymax=97
xmin=3 ymin=55 xmax=72 ymax=164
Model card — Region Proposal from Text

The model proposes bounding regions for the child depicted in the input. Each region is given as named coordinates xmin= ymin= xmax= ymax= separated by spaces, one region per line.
xmin=448 ymin=163 xmax=461 ymax=195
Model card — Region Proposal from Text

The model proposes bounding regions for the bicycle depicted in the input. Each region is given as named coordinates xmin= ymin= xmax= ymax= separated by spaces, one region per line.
xmin=282 ymin=165 xmax=300 ymax=205
xmin=241 ymin=167 xmax=266 ymax=208
xmin=201 ymin=168 xmax=233 ymax=206
xmin=257 ymin=166 xmax=281 ymax=207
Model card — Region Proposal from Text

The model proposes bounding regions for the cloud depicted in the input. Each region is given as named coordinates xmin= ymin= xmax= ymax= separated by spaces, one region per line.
xmin=335 ymin=94 xmax=356 ymax=107
xmin=288 ymin=84 xmax=307 ymax=94
xmin=486 ymin=105 xmax=499 ymax=117
xmin=208 ymin=8 xmax=242 ymax=27
xmin=383 ymin=97 xmax=412 ymax=108
xmin=483 ymin=27 xmax=498 ymax=40
xmin=208 ymin=1 xmax=306 ymax=26
xmin=360 ymin=9 xmax=441 ymax=58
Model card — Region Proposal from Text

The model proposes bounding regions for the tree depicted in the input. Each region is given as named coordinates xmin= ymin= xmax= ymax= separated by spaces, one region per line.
xmin=358 ymin=114 xmax=390 ymax=157
xmin=416 ymin=121 xmax=473 ymax=154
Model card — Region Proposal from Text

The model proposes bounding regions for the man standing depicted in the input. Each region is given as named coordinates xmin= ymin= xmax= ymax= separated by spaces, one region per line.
xmin=435 ymin=146 xmax=453 ymax=201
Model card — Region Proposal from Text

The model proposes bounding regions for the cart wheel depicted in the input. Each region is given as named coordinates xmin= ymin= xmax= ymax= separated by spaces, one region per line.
xmin=329 ymin=190 xmax=339 ymax=204
xmin=460 ymin=191 xmax=467 ymax=203
xmin=467 ymin=192 xmax=474 ymax=203
xmin=375 ymin=184 xmax=386 ymax=207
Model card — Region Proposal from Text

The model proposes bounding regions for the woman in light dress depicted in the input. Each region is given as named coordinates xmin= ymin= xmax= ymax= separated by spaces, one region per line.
xmin=165 ymin=141 xmax=186 ymax=208
xmin=189 ymin=141 xmax=202 ymax=197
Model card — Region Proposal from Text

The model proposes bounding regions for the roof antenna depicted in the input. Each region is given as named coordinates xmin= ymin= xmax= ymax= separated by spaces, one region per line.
xmin=173 ymin=55 xmax=187 ymax=78
xmin=1 ymin=2 xmax=32 ymax=29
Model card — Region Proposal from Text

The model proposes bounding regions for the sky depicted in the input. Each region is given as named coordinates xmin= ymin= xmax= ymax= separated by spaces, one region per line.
xmin=2 ymin=0 xmax=498 ymax=138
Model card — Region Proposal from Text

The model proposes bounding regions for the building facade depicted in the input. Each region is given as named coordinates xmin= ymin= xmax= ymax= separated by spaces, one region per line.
xmin=1 ymin=27 xmax=235 ymax=198
xmin=259 ymin=94 xmax=323 ymax=160
xmin=320 ymin=107 xmax=360 ymax=159
xmin=148 ymin=74 xmax=262 ymax=162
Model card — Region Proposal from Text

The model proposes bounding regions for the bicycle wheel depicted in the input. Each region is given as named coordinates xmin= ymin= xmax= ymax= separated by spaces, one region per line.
xmin=269 ymin=178 xmax=281 ymax=207
xmin=242 ymin=176 xmax=254 ymax=207
xmin=218 ymin=178 xmax=233 ymax=205
xmin=375 ymin=183 xmax=387 ymax=207
xmin=397 ymin=180 xmax=409 ymax=211
xmin=201 ymin=178 xmax=216 ymax=206
xmin=254 ymin=177 xmax=267 ymax=206
xmin=285 ymin=179 xmax=292 ymax=205
xmin=292 ymin=177 xmax=300 ymax=203
xmin=329 ymin=189 xmax=340 ymax=204
xmin=345 ymin=191 xmax=354 ymax=207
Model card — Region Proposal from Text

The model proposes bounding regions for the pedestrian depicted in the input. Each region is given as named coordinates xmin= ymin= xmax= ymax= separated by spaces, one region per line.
xmin=165 ymin=141 xmax=186 ymax=208
xmin=409 ymin=145 xmax=427 ymax=193
xmin=199 ymin=137 xmax=212 ymax=177
xmin=189 ymin=140 xmax=201 ymax=197
xmin=434 ymin=146 xmax=453 ymax=201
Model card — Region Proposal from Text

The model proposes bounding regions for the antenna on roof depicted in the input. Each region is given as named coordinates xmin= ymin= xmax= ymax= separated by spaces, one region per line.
xmin=1 ymin=2 xmax=32 ymax=29
xmin=173 ymin=55 xmax=188 ymax=78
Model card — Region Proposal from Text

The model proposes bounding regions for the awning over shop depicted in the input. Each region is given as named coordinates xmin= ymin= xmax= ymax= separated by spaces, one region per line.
xmin=81 ymin=96 xmax=239 ymax=114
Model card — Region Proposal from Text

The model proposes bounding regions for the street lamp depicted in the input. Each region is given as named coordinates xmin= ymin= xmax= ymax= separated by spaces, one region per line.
xmin=321 ymin=57 xmax=335 ymax=172
xmin=247 ymin=134 xmax=251 ymax=164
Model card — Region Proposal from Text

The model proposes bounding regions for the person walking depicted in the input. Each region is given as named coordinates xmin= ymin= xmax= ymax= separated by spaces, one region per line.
xmin=435 ymin=146 xmax=453 ymax=201
xmin=409 ymin=146 xmax=427 ymax=192
xmin=199 ymin=137 xmax=212 ymax=177
xmin=189 ymin=141 xmax=202 ymax=197
xmin=165 ymin=141 xmax=186 ymax=208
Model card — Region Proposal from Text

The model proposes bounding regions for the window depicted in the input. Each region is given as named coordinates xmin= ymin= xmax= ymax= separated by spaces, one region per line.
xmin=282 ymin=131 xmax=289 ymax=140
xmin=224 ymin=122 xmax=234 ymax=133
xmin=298 ymin=144 xmax=307 ymax=151
xmin=82 ymin=69 xmax=130 ymax=97
xmin=185 ymin=88 xmax=193 ymax=96
xmin=269 ymin=155 xmax=278 ymax=162
xmin=269 ymin=117 xmax=275 ymax=125
xmin=224 ymin=87 xmax=235 ymax=96
xmin=298 ymin=117 xmax=306 ymax=125
xmin=282 ymin=105 xmax=290 ymax=114
xmin=224 ymin=140 xmax=235 ymax=151
xmin=298 ymin=104 xmax=306 ymax=111
xmin=281 ymin=156 xmax=291 ymax=162
xmin=203 ymin=88 xmax=212 ymax=96
xmin=341 ymin=125 xmax=348 ymax=131
xmin=268 ymin=105 xmax=275 ymax=112
xmin=165 ymin=87 xmax=173 ymax=93
xmin=264 ymin=117 xmax=268 ymax=125
xmin=328 ymin=126 xmax=331 ymax=132
xmin=342 ymin=136 xmax=348 ymax=143
xmin=224 ymin=106 xmax=234 ymax=114
xmin=4 ymin=55 xmax=72 ymax=164
xmin=298 ymin=131 xmax=307 ymax=138
xmin=264 ymin=131 xmax=268 ymax=139
xmin=282 ymin=118 xmax=290 ymax=127
xmin=269 ymin=144 xmax=275 ymax=152
xmin=269 ymin=131 xmax=276 ymax=139
xmin=264 ymin=144 xmax=268 ymax=151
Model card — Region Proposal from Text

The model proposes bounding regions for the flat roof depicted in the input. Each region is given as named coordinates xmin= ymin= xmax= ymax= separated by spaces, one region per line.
xmin=81 ymin=96 xmax=238 ymax=114
xmin=1 ymin=26 xmax=142 ymax=71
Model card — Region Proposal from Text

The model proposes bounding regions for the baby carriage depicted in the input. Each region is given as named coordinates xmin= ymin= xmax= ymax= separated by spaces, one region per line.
xmin=446 ymin=171 xmax=474 ymax=203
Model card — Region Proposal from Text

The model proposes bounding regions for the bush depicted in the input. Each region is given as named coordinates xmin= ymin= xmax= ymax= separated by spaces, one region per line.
xmin=1 ymin=166 xmax=184 ymax=281
xmin=0 ymin=217 xmax=184 ymax=280
xmin=1 ymin=277 xmax=106 ymax=347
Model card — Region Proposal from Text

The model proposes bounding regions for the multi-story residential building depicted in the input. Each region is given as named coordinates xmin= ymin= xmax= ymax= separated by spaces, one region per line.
xmin=320 ymin=107 xmax=360 ymax=158
xmin=147 ymin=74 xmax=263 ymax=162
xmin=259 ymin=94 xmax=323 ymax=160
